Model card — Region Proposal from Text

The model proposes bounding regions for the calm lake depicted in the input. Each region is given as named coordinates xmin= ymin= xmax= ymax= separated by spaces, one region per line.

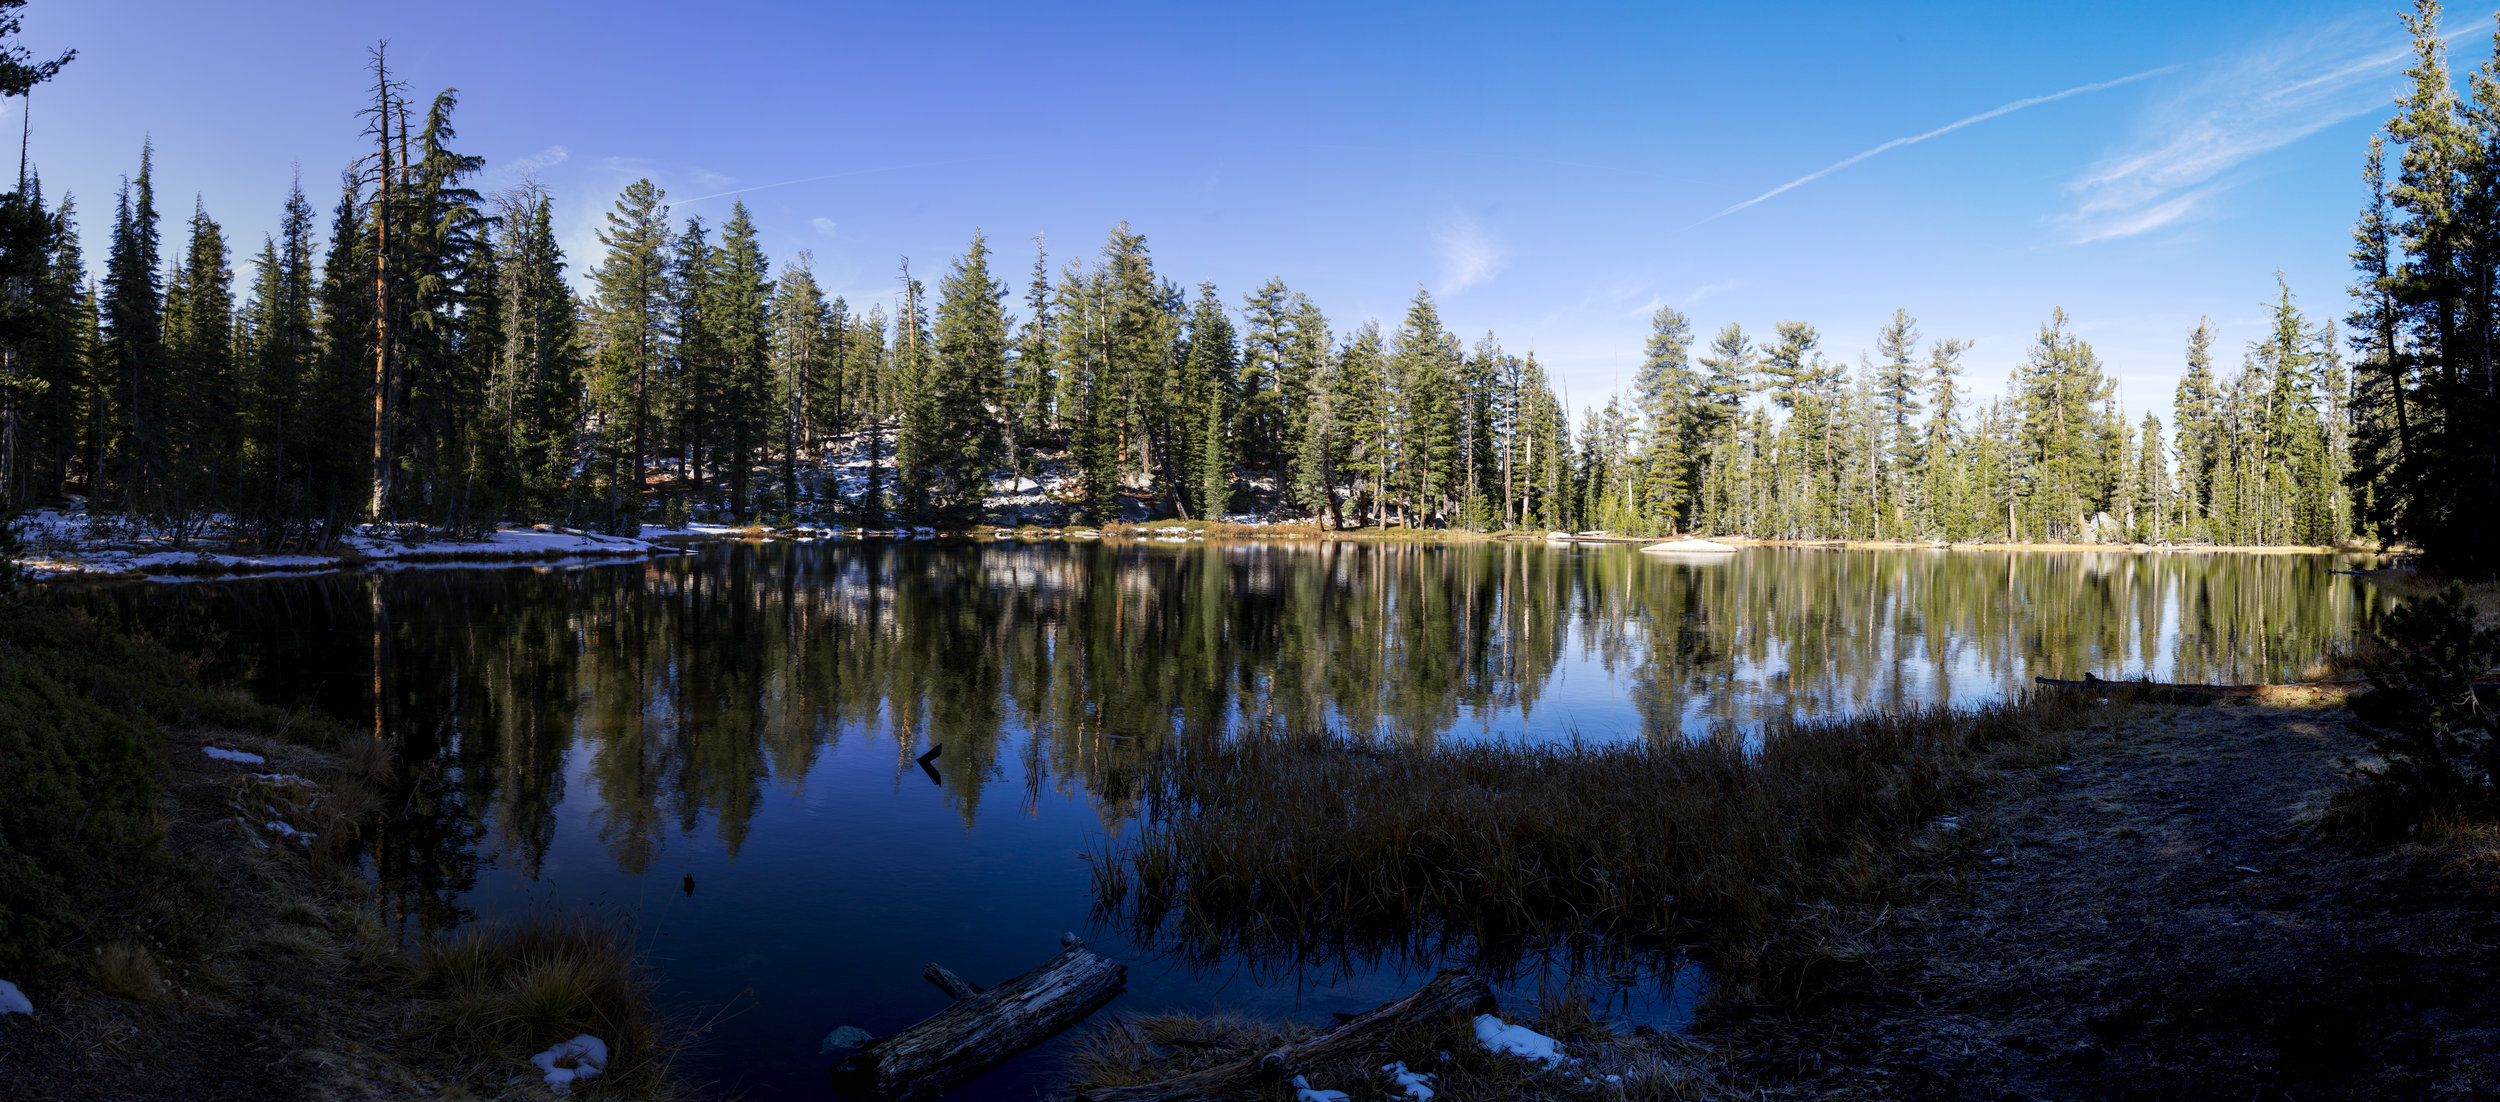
xmin=72 ymin=540 xmax=2388 ymax=1098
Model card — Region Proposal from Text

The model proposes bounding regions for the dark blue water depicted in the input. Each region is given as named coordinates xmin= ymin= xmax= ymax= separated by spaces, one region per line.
xmin=75 ymin=539 xmax=2380 ymax=1097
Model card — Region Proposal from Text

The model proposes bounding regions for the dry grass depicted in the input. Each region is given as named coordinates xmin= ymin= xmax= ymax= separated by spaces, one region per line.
xmin=92 ymin=940 xmax=173 ymax=1008
xmin=411 ymin=912 xmax=678 ymax=1096
xmin=1089 ymin=692 xmax=2096 ymax=986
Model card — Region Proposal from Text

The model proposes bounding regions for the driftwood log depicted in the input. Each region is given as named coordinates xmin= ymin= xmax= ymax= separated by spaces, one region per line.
xmin=1076 ymin=969 xmax=1496 ymax=1102
xmin=832 ymin=935 xmax=1125 ymax=1101
xmin=2032 ymin=673 xmax=2369 ymax=699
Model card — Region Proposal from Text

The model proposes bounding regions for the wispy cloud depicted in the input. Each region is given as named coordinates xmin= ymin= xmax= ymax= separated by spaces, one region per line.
xmin=1435 ymin=216 xmax=1504 ymax=293
xmin=490 ymin=144 xmax=568 ymax=180
xmin=809 ymin=216 xmax=838 ymax=238
xmin=1713 ymin=67 xmax=2172 ymax=221
xmin=2062 ymin=19 xmax=2431 ymax=242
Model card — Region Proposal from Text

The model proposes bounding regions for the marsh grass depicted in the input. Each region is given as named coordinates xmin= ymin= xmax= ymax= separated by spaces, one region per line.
xmin=411 ymin=912 xmax=676 ymax=1095
xmin=1089 ymin=691 xmax=2095 ymax=988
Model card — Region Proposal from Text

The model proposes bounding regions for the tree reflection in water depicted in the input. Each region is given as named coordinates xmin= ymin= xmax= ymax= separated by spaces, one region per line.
xmin=70 ymin=541 xmax=2384 ymax=944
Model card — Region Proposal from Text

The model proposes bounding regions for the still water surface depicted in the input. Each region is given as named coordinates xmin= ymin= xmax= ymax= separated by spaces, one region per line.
xmin=78 ymin=541 xmax=2386 ymax=1098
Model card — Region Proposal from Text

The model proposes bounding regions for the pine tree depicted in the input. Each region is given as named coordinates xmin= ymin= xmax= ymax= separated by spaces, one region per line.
xmin=892 ymin=259 xmax=936 ymax=520
xmin=159 ymin=196 xmax=234 ymax=537
xmin=1007 ymin=235 xmax=1054 ymax=483
xmin=1691 ymin=323 xmax=1753 ymax=532
xmin=711 ymin=201 xmax=772 ymax=518
xmin=666 ymin=215 xmax=717 ymax=500
xmin=389 ymin=89 xmax=488 ymax=529
xmin=495 ymin=192 xmax=583 ymax=521
xmin=22 ymin=190 xmax=87 ymax=504
xmin=1239 ymin=277 xmax=1294 ymax=474
xmin=1920 ymin=337 xmax=1969 ymax=539
xmin=1632 ymin=305 xmax=1695 ymax=533
xmin=235 ymin=181 xmax=317 ymax=543
xmin=2172 ymin=318 xmax=2221 ymax=540
xmin=2008 ymin=308 xmax=2117 ymax=540
xmin=2347 ymin=134 xmax=2406 ymax=539
xmin=855 ymin=303 xmax=890 ymax=524
xmin=769 ymin=251 xmax=831 ymax=517
xmin=305 ymin=171 xmax=373 ymax=540
xmin=1388 ymin=289 xmax=1456 ymax=525
xmin=930 ymin=229 xmax=1009 ymax=516
xmin=1283 ymin=293 xmax=1338 ymax=525
xmin=1178 ymin=282 xmax=1235 ymax=518
xmin=1871 ymin=308 xmax=1924 ymax=537
xmin=587 ymin=178 xmax=670 ymax=522
xmin=1335 ymin=321 xmax=1390 ymax=525
xmin=2135 ymin=412 xmax=2169 ymax=542
xmin=99 ymin=141 xmax=163 ymax=506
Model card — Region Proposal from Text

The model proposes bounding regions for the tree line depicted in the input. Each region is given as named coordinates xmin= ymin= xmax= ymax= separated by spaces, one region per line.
xmin=0 ymin=42 xmax=2447 ymax=553
xmin=2341 ymin=0 xmax=2500 ymax=574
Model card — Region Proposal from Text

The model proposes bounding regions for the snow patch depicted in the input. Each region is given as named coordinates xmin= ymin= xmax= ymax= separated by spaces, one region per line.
xmin=1289 ymin=1074 xmax=1350 ymax=1102
xmin=202 ymin=746 xmax=266 ymax=765
xmin=531 ymin=1034 xmax=609 ymax=1093
xmin=1473 ymin=1014 xmax=1568 ymax=1066
xmin=1381 ymin=1060 xmax=1436 ymax=1100
xmin=0 ymin=979 xmax=30 ymax=1015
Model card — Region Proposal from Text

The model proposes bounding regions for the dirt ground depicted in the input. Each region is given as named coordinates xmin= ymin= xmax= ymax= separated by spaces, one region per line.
xmin=0 ymin=729 xmax=461 ymax=1102
xmin=1706 ymin=692 xmax=2500 ymax=1101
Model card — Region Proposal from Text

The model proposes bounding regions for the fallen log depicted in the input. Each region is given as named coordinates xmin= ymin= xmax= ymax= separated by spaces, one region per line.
xmin=1075 ymin=969 xmax=1495 ymax=1102
xmin=833 ymin=935 xmax=1124 ymax=1101
xmin=2031 ymin=673 xmax=2368 ymax=698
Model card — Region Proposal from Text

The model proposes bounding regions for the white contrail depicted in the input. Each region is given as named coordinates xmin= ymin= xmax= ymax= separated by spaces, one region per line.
xmin=1709 ymin=65 xmax=2174 ymax=221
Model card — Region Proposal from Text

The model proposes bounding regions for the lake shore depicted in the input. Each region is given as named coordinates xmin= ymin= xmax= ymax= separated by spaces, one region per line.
xmin=18 ymin=505 xmax=2403 ymax=585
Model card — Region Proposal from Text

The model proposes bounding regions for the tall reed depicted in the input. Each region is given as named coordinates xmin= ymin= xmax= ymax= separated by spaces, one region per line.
xmin=1089 ymin=692 xmax=2091 ymax=978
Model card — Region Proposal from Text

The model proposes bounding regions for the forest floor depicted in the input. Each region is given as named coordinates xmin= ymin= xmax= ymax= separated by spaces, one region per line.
xmin=1694 ymin=687 xmax=2500 ymax=1101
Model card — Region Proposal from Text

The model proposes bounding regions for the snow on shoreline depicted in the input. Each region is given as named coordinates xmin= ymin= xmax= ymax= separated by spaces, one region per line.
xmin=18 ymin=511 xmax=661 ymax=582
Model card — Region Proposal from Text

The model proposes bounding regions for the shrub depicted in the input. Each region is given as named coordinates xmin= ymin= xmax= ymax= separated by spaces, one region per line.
xmin=2337 ymin=582 xmax=2500 ymax=830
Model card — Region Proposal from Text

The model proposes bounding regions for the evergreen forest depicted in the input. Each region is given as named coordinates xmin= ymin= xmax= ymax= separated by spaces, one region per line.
xmin=0 ymin=13 xmax=2489 ymax=569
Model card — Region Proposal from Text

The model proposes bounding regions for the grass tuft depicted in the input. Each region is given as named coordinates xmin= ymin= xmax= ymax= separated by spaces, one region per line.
xmin=92 ymin=941 xmax=172 ymax=1008
xmin=411 ymin=911 xmax=675 ymax=1095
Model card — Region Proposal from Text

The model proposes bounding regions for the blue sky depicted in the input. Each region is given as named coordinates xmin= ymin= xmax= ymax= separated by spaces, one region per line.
xmin=17 ymin=1 xmax=2473 ymax=428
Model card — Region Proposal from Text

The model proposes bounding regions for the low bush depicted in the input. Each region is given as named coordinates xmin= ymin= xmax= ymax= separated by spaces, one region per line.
xmin=2333 ymin=582 xmax=2500 ymax=833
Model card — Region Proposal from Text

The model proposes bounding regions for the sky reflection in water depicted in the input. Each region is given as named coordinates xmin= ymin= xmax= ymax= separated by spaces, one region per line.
xmin=77 ymin=541 xmax=2385 ymax=1098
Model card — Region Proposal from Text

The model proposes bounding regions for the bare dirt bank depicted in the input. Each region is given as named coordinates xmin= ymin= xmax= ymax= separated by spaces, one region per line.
xmin=1705 ymin=693 xmax=2500 ymax=1100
